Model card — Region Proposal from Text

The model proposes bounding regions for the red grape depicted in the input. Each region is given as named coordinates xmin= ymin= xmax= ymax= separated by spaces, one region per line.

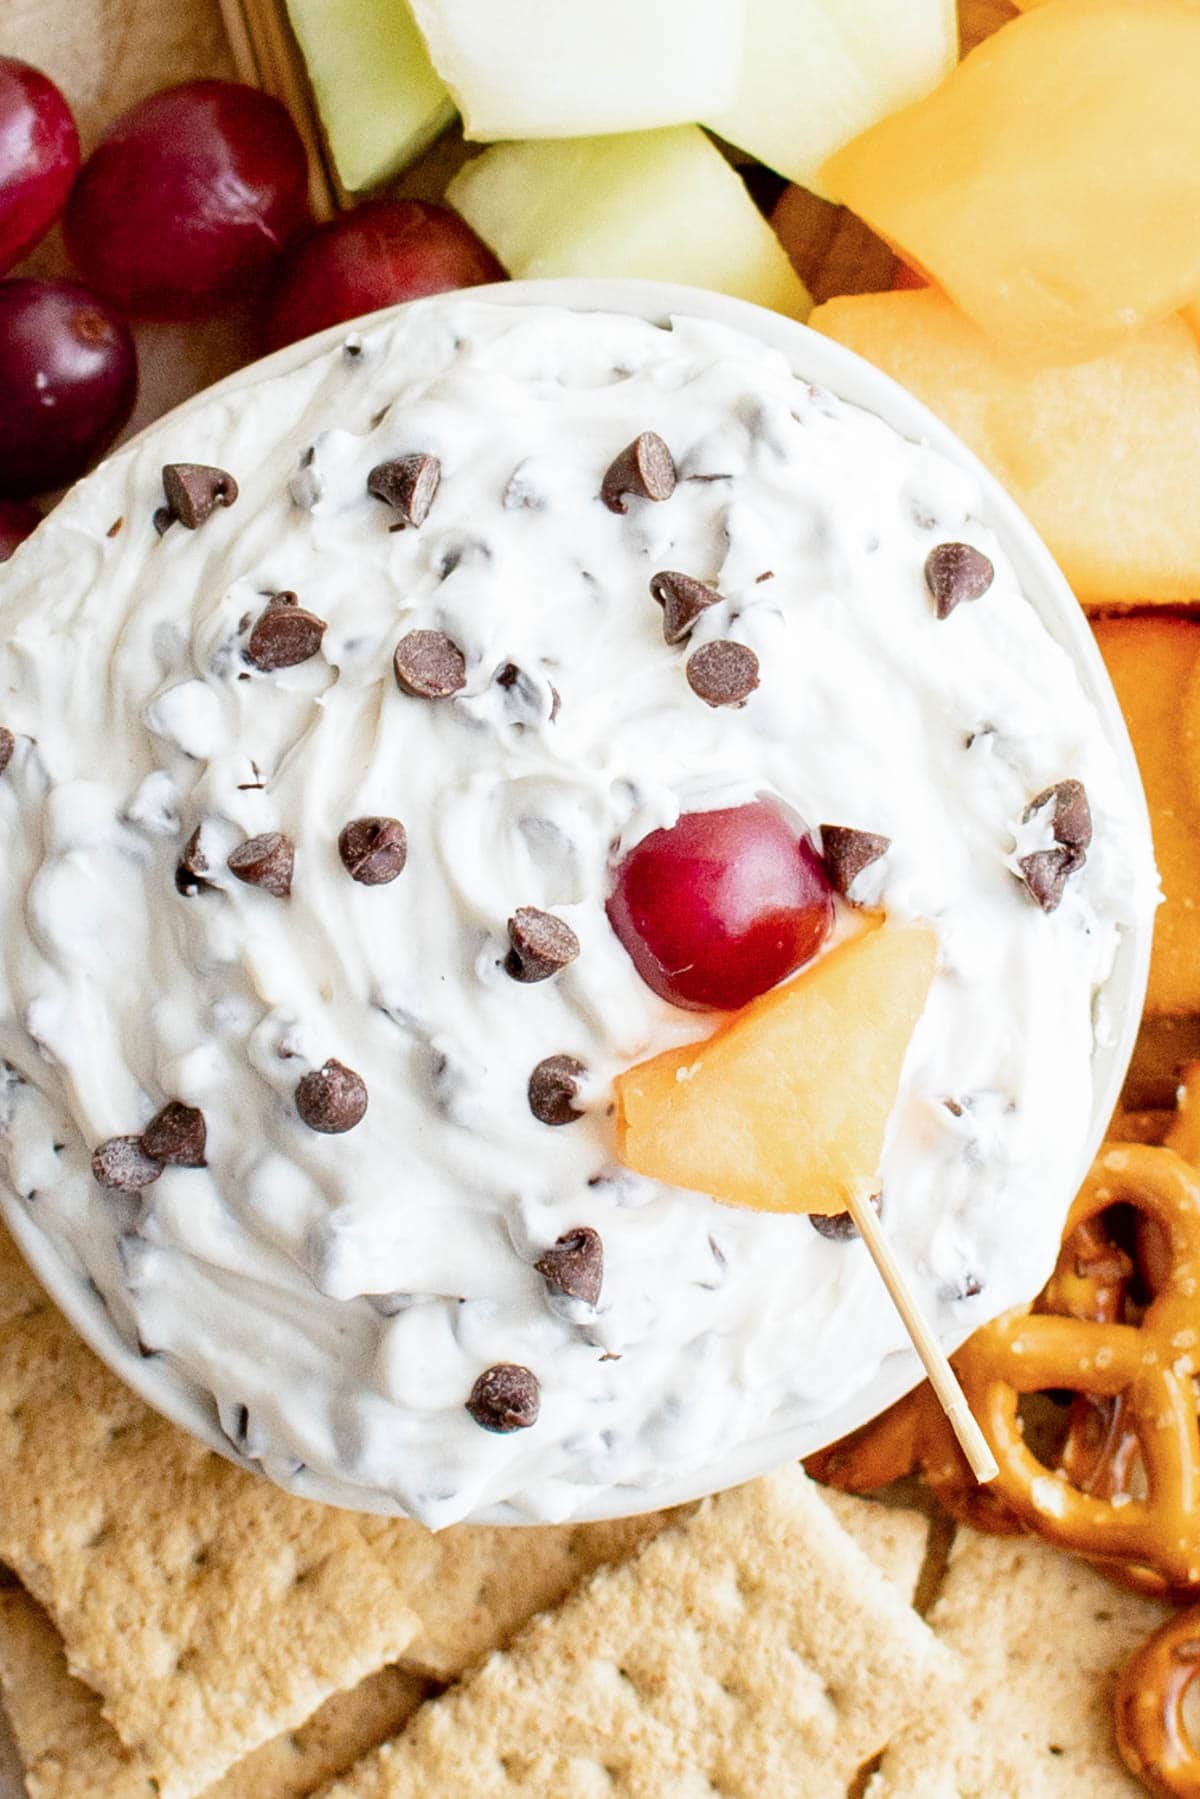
xmin=0 ymin=59 xmax=79 ymax=276
xmin=0 ymin=499 xmax=41 ymax=560
xmin=0 ymin=278 xmax=137 ymax=498
xmin=64 ymin=81 xmax=310 ymax=319
xmin=607 ymin=800 xmax=833 ymax=1012
xmin=262 ymin=200 xmax=505 ymax=352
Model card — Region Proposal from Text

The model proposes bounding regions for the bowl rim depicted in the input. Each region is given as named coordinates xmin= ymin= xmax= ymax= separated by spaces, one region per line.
xmin=0 ymin=276 xmax=1155 ymax=1523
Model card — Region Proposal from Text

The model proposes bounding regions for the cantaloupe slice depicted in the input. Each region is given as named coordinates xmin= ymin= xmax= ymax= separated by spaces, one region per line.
xmin=1094 ymin=618 xmax=1200 ymax=1017
xmin=285 ymin=0 xmax=454 ymax=193
xmin=822 ymin=0 xmax=1200 ymax=367
xmin=705 ymin=0 xmax=956 ymax=200
xmin=810 ymin=288 xmax=1200 ymax=606
xmin=447 ymin=129 xmax=811 ymax=320
xmin=614 ymin=926 xmax=937 ymax=1216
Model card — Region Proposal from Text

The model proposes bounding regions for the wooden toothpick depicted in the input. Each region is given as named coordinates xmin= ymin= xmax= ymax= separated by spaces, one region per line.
xmin=845 ymin=1188 xmax=998 ymax=1484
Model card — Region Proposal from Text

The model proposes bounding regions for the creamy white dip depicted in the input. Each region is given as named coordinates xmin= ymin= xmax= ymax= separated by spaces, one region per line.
xmin=0 ymin=300 xmax=1156 ymax=1525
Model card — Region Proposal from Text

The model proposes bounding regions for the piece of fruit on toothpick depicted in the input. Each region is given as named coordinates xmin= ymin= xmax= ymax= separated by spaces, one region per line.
xmin=615 ymin=925 xmax=937 ymax=1215
xmin=284 ymin=0 xmax=453 ymax=194
xmin=407 ymin=0 xmax=744 ymax=140
xmin=706 ymin=0 xmax=955 ymax=200
xmin=822 ymin=0 xmax=1200 ymax=368
xmin=447 ymin=128 xmax=810 ymax=319
xmin=810 ymin=288 xmax=1200 ymax=606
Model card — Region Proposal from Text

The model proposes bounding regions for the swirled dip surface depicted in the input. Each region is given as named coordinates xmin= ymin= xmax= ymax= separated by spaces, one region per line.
xmin=0 ymin=300 xmax=1155 ymax=1525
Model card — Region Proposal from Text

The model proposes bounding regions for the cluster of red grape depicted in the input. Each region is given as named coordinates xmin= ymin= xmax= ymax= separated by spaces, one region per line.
xmin=0 ymin=59 xmax=504 ymax=554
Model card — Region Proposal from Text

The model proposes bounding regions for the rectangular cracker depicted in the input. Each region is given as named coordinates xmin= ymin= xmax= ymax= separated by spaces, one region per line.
xmin=359 ymin=1509 xmax=679 ymax=1682
xmin=0 ymin=1585 xmax=431 ymax=1799
xmin=868 ymin=1525 xmax=1173 ymax=1797
xmin=324 ymin=1465 xmax=955 ymax=1799
xmin=0 ymin=1286 xmax=421 ymax=1799
xmin=819 ymin=1486 xmax=929 ymax=1604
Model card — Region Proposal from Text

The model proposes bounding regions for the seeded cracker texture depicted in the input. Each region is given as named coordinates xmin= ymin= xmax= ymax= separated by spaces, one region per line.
xmin=0 ymin=1587 xmax=433 ymax=1799
xmin=0 ymin=1236 xmax=421 ymax=1799
xmin=324 ymin=1466 xmax=954 ymax=1799
xmin=868 ymin=1526 xmax=1172 ymax=1798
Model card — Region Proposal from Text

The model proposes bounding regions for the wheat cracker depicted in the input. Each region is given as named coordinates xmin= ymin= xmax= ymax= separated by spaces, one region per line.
xmin=324 ymin=1465 xmax=953 ymax=1799
xmin=0 ymin=1585 xmax=432 ymax=1799
xmin=868 ymin=1525 xmax=1172 ymax=1797
xmin=0 ymin=1292 xmax=420 ymax=1799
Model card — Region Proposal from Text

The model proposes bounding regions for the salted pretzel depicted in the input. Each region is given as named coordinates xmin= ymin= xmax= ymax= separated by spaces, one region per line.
xmin=805 ymin=1201 xmax=1139 ymax=1534
xmin=954 ymin=1142 xmax=1200 ymax=1588
xmin=1116 ymin=1605 xmax=1200 ymax=1797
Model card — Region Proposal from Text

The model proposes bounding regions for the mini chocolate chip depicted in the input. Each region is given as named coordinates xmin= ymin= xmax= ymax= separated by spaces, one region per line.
xmin=924 ymin=542 xmax=994 ymax=619
xmin=809 ymin=1191 xmax=881 ymax=1241
xmin=92 ymin=1135 xmax=162 ymax=1192
xmin=160 ymin=463 xmax=239 ymax=531
xmin=820 ymin=825 xmax=891 ymax=900
xmin=338 ymin=816 xmax=408 ymax=885
xmin=535 ymin=1226 xmax=603 ymax=1305
xmin=245 ymin=596 xmax=327 ymax=672
xmin=685 ymin=640 xmax=759 ymax=708
xmin=393 ymin=630 xmax=466 ymax=700
xmin=141 ymin=1101 xmax=207 ymax=1167
xmin=153 ymin=507 xmax=174 ymax=537
xmin=600 ymin=432 xmax=676 ymax=513
xmin=367 ymin=454 xmax=441 ymax=527
xmin=1018 ymin=846 xmax=1079 ymax=913
xmin=650 ymin=570 xmax=721 ymax=645
xmin=175 ymin=826 xmax=212 ymax=897
xmin=528 ymin=1054 xmax=586 ymax=1126
xmin=466 ymin=1363 xmax=540 ymax=1433
xmin=0 ymin=728 xmax=13 ymax=779
xmin=295 ymin=1059 xmax=368 ymax=1133
xmin=227 ymin=832 xmax=294 ymax=898
xmin=1026 ymin=778 xmax=1092 ymax=855
xmin=506 ymin=908 xmax=580 ymax=982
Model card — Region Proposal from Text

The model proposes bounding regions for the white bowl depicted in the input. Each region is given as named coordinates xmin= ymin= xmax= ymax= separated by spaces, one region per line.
xmin=0 ymin=278 xmax=1154 ymax=1522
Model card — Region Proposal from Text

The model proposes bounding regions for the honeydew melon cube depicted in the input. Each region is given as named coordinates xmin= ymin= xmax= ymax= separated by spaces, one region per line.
xmin=286 ymin=0 xmax=454 ymax=193
xmin=446 ymin=128 xmax=811 ymax=320
xmin=707 ymin=0 xmax=957 ymax=200
xmin=810 ymin=287 xmax=1200 ymax=606
xmin=407 ymin=0 xmax=744 ymax=142
xmin=823 ymin=0 xmax=1200 ymax=366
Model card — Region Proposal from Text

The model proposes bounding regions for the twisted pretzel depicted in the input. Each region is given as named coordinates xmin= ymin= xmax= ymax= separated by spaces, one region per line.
xmin=955 ymin=1144 xmax=1200 ymax=1587
xmin=1116 ymin=1605 xmax=1200 ymax=1797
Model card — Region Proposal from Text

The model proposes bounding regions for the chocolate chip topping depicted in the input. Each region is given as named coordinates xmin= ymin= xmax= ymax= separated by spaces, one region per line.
xmin=245 ymin=595 xmax=327 ymax=672
xmin=338 ymin=816 xmax=408 ymax=886
xmin=820 ymin=825 xmax=891 ymax=900
xmin=367 ymin=454 xmax=441 ymax=527
xmin=923 ymin=542 xmax=995 ymax=619
xmin=227 ymin=832 xmax=295 ymax=898
xmin=528 ymin=1054 xmax=586 ymax=1126
xmin=650 ymin=571 xmax=721 ymax=645
xmin=809 ymin=1191 xmax=881 ymax=1241
xmin=600 ymin=432 xmax=677 ymax=513
xmin=535 ymin=1226 xmax=603 ymax=1305
xmin=506 ymin=908 xmax=580 ymax=983
xmin=1018 ymin=847 xmax=1077 ymax=914
xmin=1019 ymin=778 xmax=1092 ymax=911
xmin=160 ymin=464 xmax=239 ymax=531
xmin=466 ymin=1363 xmax=540 ymax=1433
xmin=141 ymin=1101 xmax=207 ymax=1167
xmin=685 ymin=640 xmax=760 ymax=708
xmin=0 ymin=728 xmax=13 ymax=780
xmin=175 ymin=826 xmax=212 ymax=897
xmin=91 ymin=1135 xmax=163 ymax=1192
xmin=295 ymin=1059 xmax=368 ymax=1134
xmin=1026 ymin=778 xmax=1093 ymax=856
xmin=393 ymin=630 xmax=467 ymax=700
